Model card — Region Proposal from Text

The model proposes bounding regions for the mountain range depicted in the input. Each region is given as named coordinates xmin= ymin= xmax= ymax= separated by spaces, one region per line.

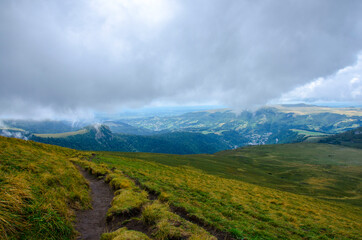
xmin=1 ymin=104 xmax=361 ymax=154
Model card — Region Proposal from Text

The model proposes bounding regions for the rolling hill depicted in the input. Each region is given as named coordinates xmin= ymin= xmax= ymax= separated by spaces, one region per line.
xmin=2 ymin=105 xmax=361 ymax=154
xmin=120 ymin=105 xmax=362 ymax=146
xmin=319 ymin=126 xmax=362 ymax=148
xmin=31 ymin=124 xmax=231 ymax=154
xmin=89 ymin=143 xmax=362 ymax=239
xmin=102 ymin=143 xmax=362 ymax=206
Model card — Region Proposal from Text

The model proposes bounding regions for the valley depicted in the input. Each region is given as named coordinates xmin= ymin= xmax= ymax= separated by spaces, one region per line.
xmin=2 ymin=104 xmax=361 ymax=154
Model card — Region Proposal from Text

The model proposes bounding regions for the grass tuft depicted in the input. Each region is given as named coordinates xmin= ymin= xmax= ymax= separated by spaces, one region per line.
xmin=107 ymin=188 xmax=148 ymax=218
xmin=101 ymin=227 xmax=150 ymax=240
xmin=141 ymin=200 xmax=216 ymax=240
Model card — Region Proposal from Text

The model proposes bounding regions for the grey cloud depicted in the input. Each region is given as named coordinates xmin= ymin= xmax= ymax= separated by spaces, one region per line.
xmin=0 ymin=129 xmax=28 ymax=140
xmin=1 ymin=0 xmax=362 ymax=119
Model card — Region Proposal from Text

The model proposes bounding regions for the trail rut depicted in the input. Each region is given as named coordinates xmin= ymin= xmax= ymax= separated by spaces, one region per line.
xmin=75 ymin=167 xmax=113 ymax=240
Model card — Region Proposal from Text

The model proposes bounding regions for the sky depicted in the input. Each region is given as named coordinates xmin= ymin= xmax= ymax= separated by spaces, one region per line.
xmin=1 ymin=0 xmax=362 ymax=120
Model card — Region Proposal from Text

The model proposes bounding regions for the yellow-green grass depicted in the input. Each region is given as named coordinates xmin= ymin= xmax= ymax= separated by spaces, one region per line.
xmin=34 ymin=129 xmax=88 ymax=138
xmin=74 ymin=158 xmax=111 ymax=177
xmin=93 ymin=153 xmax=362 ymax=239
xmin=107 ymin=188 xmax=149 ymax=218
xmin=106 ymin=171 xmax=135 ymax=190
xmin=0 ymin=136 xmax=91 ymax=239
xmin=101 ymin=227 xmax=151 ymax=240
xmin=106 ymin=143 xmax=362 ymax=206
xmin=142 ymin=200 xmax=216 ymax=240
xmin=74 ymin=158 xmax=217 ymax=239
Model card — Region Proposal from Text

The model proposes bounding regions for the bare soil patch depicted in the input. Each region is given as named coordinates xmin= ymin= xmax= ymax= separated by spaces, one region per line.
xmin=75 ymin=168 xmax=113 ymax=240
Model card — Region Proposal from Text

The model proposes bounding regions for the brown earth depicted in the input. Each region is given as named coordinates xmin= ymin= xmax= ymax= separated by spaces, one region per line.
xmin=75 ymin=167 xmax=114 ymax=240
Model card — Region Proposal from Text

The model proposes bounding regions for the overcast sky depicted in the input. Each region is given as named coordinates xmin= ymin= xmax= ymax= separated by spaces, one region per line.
xmin=1 ymin=0 xmax=362 ymax=120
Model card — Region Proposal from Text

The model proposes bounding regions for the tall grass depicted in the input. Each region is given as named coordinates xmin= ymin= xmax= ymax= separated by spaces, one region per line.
xmin=0 ymin=136 xmax=91 ymax=239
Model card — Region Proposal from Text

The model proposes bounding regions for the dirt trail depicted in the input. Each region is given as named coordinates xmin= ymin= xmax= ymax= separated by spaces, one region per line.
xmin=75 ymin=162 xmax=234 ymax=240
xmin=124 ymin=173 xmax=235 ymax=240
xmin=75 ymin=167 xmax=114 ymax=240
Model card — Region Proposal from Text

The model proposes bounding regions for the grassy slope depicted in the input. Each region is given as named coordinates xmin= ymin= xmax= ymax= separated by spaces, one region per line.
xmin=103 ymin=143 xmax=362 ymax=206
xmin=0 ymin=136 xmax=91 ymax=240
xmin=2 ymin=135 xmax=361 ymax=239
xmin=93 ymin=151 xmax=362 ymax=239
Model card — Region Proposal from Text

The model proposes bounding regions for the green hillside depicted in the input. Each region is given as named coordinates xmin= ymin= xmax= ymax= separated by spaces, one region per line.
xmin=3 ymin=105 xmax=361 ymax=153
xmin=90 ymin=147 xmax=362 ymax=239
xmin=31 ymin=125 xmax=231 ymax=154
xmin=319 ymin=126 xmax=362 ymax=148
xmin=0 ymin=136 xmax=91 ymax=239
xmin=2 ymin=136 xmax=361 ymax=239
xmin=101 ymin=143 xmax=362 ymax=206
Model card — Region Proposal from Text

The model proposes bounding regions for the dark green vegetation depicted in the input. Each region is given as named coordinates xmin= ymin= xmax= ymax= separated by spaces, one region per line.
xmin=0 ymin=136 xmax=91 ymax=239
xmin=320 ymin=126 xmax=362 ymax=149
xmin=2 ymin=105 xmax=361 ymax=154
xmin=31 ymin=125 xmax=230 ymax=154
xmin=92 ymin=145 xmax=362 ymax=239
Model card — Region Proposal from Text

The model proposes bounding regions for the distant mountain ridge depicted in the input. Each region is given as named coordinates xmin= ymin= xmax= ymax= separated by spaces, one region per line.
xmin=2 ymin=105 xmax=361 ymax=153
xmin=103 ymin=120 xmax=155 ymax=135
xmin=120 ymin=105 xmax=362 ymax=146
xmin=31 ymin=124 xmax=230 ymax=154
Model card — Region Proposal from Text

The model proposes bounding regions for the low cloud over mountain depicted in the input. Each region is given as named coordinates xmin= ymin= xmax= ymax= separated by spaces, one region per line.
xmin=1 ymin=0 xmax=362 ymax=119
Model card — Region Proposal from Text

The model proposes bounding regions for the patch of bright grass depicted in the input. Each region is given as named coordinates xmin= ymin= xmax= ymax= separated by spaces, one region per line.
xmin=107 ymin=188 xmax=149 ymax=218
xmin=101 ymin=227 xmax=151 ymax=240
xmin=108 ymin=175 xmax=135 ymax=190
xmin=142 ymin=200 xmax=216 ymax=240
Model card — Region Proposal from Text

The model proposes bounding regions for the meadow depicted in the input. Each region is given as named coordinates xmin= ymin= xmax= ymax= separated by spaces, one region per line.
xmin=93 ymin=148 xmax=362 ymax=239
xmin=103 ymin=143 xmax=362 ymax=206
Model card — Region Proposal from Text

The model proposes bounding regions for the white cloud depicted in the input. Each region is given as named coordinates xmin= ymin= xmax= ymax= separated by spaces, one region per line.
xmin=280 ymin=53 xmax=362 ymax=103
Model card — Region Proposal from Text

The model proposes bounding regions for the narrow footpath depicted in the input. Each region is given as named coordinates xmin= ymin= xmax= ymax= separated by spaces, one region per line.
xmin=75 ymin=167 xmax=114 ymax=240
xmin=74 ymin=159 xmax=235 ymax=240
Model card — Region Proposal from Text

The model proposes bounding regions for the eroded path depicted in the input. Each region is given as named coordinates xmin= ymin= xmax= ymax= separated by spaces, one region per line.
xmin=74 ymin=159 xmax=234 ymax=240
xmin=75 ymin=167 xmax=113 ymax=240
